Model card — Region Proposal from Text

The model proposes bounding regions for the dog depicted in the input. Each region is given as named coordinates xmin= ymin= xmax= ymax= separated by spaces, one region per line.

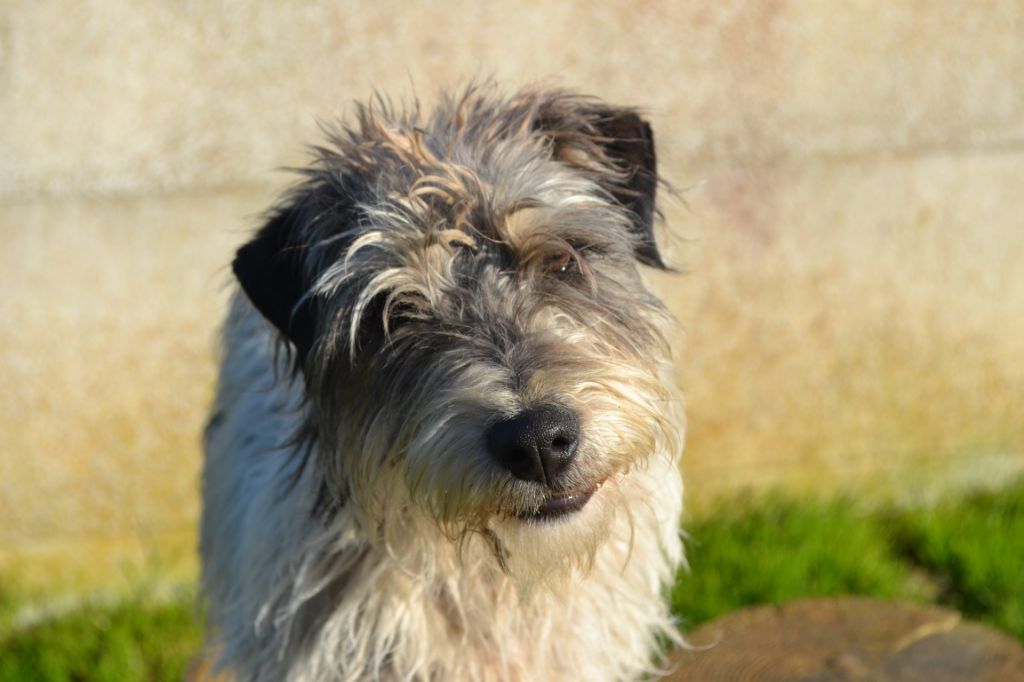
xmin=199 ymin=83 xmax=685 ymax=681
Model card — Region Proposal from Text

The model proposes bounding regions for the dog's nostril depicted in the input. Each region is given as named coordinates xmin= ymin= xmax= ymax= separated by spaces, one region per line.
xmin=485 ymin=405 xmax=579 ymax=485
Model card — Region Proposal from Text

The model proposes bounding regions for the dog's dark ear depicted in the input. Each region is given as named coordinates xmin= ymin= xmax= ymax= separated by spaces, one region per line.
xmin=590 ymin=110 xmax=665 ymax=269
xmin=537 ymin=103 xmax=666 ymax=269
xmin=233 ymin=200 xmax=318 ymax=361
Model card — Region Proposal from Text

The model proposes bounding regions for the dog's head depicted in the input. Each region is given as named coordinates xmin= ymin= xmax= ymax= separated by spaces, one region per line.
xmin=233 ymin=85 xmax=681 ymax=570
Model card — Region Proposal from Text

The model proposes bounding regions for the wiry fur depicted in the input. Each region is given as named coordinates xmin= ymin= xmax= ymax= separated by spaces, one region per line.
xmin=200 ymin=84 xmax=685 ymax=681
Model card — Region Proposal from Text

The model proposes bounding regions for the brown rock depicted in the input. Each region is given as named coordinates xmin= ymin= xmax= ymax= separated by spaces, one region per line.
xmin=665 ymin=598 xmax=1024 ymax=681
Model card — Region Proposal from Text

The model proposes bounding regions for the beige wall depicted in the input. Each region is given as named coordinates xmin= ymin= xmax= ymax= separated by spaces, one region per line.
xmin=5 ymin=2 xmax=1024 ymax=197
xmin=2 ymin=1 xmax=1022 ymax=595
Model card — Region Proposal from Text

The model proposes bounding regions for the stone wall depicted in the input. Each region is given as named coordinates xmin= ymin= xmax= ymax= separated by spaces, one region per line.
xmin=2 ymin=1 xmax=1022 ymax=595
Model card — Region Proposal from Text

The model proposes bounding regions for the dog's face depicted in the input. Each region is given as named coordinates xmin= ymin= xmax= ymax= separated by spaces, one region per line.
xmin=233 ymin=87 xmax=680 ymax=571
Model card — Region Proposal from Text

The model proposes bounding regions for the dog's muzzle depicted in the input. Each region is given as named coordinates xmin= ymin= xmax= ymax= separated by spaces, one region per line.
xmin=486 ymin=405 xmax=603 ymax=522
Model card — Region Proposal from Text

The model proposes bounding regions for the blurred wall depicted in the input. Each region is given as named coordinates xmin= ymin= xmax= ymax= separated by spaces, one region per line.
xmin=2 ymin=1 xmax=1022 ymax=595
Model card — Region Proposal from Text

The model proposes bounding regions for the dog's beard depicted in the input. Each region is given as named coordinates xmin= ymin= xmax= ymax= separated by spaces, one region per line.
xmin=326 ymin=404 xmax=673 ymax=587
xmin=334 ymin=459 xmax=629 ymax=593
xmin=487 ymin=475 xmax=626 ymax=583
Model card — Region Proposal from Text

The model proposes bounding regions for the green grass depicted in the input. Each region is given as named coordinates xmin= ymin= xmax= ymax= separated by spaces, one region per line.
xmin=0 ymin=593 xmax=200 ymax=682
xmin=671 ymin=496 xmax=924 ymax=627
xmin=2 ymin=479 xmax=1022 ymax=680
xmin=673 ymin=479 xmax=1024 ymax=641
xmin=885 ymin=483 xmax=1024 ymax=638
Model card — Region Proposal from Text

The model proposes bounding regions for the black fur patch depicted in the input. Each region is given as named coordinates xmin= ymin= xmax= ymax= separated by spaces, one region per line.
xmin=591 ymin=111 xmax=664 ymax=269
xmin=233 ymin=200 xmax=320 ymax=361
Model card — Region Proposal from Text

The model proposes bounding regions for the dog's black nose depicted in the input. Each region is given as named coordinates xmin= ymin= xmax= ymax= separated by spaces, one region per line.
xmin=486 ymin=406 xmax=579 ymax=484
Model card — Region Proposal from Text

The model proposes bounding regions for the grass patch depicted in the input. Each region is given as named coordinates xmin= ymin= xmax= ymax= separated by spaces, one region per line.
xmin=887 ymin=484 xmax=1024 ymax=639
xmin=673 ymin=478 xmax=1024 ymax=642
xmin=1 ymin=480 xmax=1021 ymax=680
xmin=671 ymin=496 xmax=927 ymax=626
xmin=0 ymin=592 xmax=200 ymax=682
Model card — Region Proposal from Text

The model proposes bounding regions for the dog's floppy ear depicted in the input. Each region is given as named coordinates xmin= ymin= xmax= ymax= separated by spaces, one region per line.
xmin=590 ymin=110 xmax=665 ymax=269
xmin=233 ymin=199 xmax=318 ymax=361
xmin=537 ymin=103 xmax=666 ymax=269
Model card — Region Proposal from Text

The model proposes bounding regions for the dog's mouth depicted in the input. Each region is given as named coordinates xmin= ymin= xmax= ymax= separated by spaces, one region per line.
xmin=515 ymin=481 xmax=604 ymax=523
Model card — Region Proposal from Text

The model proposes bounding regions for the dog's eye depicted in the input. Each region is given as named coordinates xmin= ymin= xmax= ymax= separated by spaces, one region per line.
xmin=544 ymin=250 xmax=576 ymax=276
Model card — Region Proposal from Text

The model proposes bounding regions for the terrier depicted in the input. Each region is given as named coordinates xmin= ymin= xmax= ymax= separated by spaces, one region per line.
xmin=200 ymin=83 xmax=685 ymax=682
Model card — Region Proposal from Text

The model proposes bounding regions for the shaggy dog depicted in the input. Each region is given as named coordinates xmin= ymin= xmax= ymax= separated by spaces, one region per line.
xmin=200 ymin=83 xmax=685 ymax=681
